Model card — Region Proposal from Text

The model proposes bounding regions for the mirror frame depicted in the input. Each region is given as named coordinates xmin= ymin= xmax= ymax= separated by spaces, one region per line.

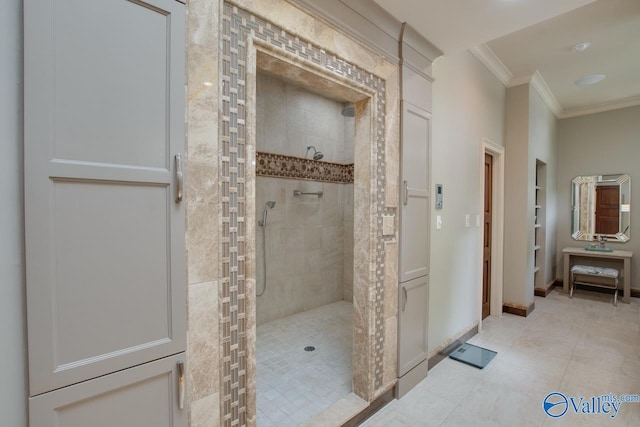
xmin=571 ymin=174 xmax=631 ymax=242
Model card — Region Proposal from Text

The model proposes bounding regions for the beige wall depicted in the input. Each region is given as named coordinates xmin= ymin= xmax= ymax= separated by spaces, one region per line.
xmin=503 ymin=84 xmax=532 ymax=307
xmin=529 ymin=88 xmax=558 ymax=286
xmin=429 ymin=50 xmax=506 ymax=353
xmin=556 ymin=105 xmax=640 ymax=289
xmin=504 ymin=84 xmax=559 ymax=310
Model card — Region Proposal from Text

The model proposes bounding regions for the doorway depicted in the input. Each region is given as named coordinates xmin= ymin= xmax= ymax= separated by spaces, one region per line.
xmin=595 ymin=185 xmax=620 ymax=234
xmin=482 ymin=153 xmax=493 ymax=319
xmin=480 ymin=139 xmax=505 ymax=320
xmin=238 ymin=35 xmax=387 ymax=423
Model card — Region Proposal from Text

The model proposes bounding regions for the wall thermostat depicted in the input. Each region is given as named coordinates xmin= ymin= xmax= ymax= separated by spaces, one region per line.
xmin=435 ymin=184 xmax=443 ymax=209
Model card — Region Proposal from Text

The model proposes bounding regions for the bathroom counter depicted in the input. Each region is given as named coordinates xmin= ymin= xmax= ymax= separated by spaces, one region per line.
xmin=562 ymin=247 xmax=633 ymax=303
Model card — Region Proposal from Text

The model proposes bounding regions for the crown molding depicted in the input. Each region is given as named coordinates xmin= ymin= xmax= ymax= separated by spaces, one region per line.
xmin=473 ymin=44 xmax=640 ymax=119
xmin=470 ymin=44 xmax=512 ymax=86
xmin=529 ymin=71 xmax=562 ymax=118
xmin=400 ymin=22 xmax=443 ymax=65
xmin=505 ymin=71 xmax=562 ymax=118
xmin=507 ymin=72 xmax=533 ymax=88
xmin=560 ymin=95 xmax=640 ymax=119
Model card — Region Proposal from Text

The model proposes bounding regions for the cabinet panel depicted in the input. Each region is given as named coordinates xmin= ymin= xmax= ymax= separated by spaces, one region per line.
xmin=398 ymin=276 xmax=429 ymax=376
xmin=30 ymin=353 xmax=187 ymax=427
xmin=399 ymin=101 xmax=431 ymax=282
xmin=25 ymin=0 xmax=186 ymax=396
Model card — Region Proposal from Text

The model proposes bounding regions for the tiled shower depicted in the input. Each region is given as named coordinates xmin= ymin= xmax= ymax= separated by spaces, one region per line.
xmin=255 ymin=72 xmax=355 ymax=424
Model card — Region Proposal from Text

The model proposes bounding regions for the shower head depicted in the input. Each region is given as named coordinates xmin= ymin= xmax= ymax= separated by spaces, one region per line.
xmin=341 ymin=103 xmax=355 ymax=117
xmin=306 ymin=145 xmax=324 ymax=161
xmin=259 ymin=201 xmax=276 ymax=226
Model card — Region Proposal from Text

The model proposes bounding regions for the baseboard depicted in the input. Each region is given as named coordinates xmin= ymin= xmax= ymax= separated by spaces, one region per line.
xmin=502 ymin=301 xmax=535 ymax=317
xmin=427 ymin=325 xmax=479 ymax=370
xmin=534 ymin=280 xmax=558 ymax=297
xmin=341 ymin=386 xmax=395 ymax=427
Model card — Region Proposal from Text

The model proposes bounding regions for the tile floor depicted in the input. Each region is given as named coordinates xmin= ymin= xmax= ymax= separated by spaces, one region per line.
xmin=363 ymin=288 xmax=640 ymax=427
xmin=256 ymin=301 xmax=353 ymax=427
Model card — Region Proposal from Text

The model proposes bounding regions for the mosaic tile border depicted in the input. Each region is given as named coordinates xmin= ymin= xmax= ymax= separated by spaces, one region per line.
xmin=220 ymin=3 xmax=387 ymax=425
xmin=256 ymin=152 xmax=354 ymax=183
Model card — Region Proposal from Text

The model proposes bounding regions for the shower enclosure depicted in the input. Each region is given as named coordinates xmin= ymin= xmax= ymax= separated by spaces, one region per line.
xmin=255 ymin=72 xmax=355 ymax=426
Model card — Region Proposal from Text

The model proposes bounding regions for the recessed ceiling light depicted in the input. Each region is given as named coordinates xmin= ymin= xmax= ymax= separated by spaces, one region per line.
xmin=574 ymin=74 xmax=605 ymax=86
xmin=570 ymin=41 xmax=591 ymax=53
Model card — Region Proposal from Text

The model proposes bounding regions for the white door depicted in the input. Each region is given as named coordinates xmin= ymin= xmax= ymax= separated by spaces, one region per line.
xmin=399 ymin=101 xmax=430 ymax=282
xmin=398 ymin=100 xmax=430 ymax=378
xmin=398 ymin=276 xmax=429 ymax=376
xmin=25 ymin=0 xmax=186 ymax=399
xmin=30 ymin=354 xmax=187 ymax=427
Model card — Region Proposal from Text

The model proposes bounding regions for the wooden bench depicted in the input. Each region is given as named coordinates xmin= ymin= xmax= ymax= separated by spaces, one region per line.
xmin=570 ymin=265 xmax=620 ymax=306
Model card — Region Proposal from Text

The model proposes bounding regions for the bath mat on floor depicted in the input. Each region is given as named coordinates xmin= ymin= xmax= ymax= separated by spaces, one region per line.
xmin=449 ymin=343 xmax=497 ymax=369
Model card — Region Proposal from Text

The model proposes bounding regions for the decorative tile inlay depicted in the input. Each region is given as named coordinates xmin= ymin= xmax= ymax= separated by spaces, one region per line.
xmin=256 ymin=152 xmax=354 ymax=183
xmin=221 ymin=3 xmax=388 ymax=425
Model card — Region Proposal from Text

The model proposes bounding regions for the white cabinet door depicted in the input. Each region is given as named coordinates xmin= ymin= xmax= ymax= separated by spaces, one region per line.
xmin=30 ymin=353 xmax=187 ymax=427
xmin=25 ymin=0 xmax=186 ymax=397
xmin=399 ymin=101 xmax=431 ymax=282
xmin=398 ymin=276 xmax=429 ymax=376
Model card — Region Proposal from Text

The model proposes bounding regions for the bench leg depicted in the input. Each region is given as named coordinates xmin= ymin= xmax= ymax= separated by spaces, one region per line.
xmin=613 ymin=289 xmax=618 ymax=307
xmin=570 ymin=272 xmax=574 ymax=299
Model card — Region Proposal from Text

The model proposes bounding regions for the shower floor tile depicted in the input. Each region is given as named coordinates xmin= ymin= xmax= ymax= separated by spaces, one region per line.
xmin=257 ymin=301 xmax=353 ymax=427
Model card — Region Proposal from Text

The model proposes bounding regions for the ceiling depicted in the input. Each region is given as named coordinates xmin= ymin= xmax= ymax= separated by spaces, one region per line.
xmin=373 ymin=0 xmax=640 ymax=117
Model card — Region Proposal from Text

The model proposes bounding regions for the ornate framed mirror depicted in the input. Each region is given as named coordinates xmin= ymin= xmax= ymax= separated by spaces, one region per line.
xmin=571 ymin=174 xmax=631 ymax=242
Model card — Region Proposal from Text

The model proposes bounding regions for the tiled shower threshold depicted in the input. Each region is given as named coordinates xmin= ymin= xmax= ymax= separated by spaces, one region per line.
xmin=256 ymin=301 xmax=353 ymax=427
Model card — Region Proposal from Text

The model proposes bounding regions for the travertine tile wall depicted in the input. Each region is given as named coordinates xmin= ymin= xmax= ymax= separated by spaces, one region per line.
xmin=255 ymin=73 xmax=354 ymax=324
xmin=255 ymin=177 xmax=348 ymax=324
xmin=256 ymin=73 xmax=354 ymax=163
xmin=186 ymin=1 xmax=400 ymax=426
xmin=186 ymin=0 xmax=222 ymax=426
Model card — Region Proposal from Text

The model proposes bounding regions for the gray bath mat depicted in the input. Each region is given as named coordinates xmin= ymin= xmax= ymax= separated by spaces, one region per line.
xmin=449 ymin=343 xmax=497 ymax=369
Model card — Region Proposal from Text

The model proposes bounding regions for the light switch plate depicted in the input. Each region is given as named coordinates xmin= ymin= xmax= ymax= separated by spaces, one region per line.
xmin=436 ymin=215 xmax=442 ymax=230
xmin=465 ymin=214 xmax=470 ymax=228
xmin=382 ymin=215 xmax=395 ymax=236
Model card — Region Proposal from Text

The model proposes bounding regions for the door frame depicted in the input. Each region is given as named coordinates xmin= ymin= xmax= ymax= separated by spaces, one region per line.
xmin=244 ymin=34 xmax=387 ymax=411
xmin=479 ymin=138 xmax=505 ymax=321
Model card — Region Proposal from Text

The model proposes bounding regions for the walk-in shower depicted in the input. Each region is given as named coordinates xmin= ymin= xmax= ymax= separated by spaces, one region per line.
xmin=257 ymin=201 xmax=275 ymax=297
xmin=255 ymin=71 xmax=355 ymax=426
